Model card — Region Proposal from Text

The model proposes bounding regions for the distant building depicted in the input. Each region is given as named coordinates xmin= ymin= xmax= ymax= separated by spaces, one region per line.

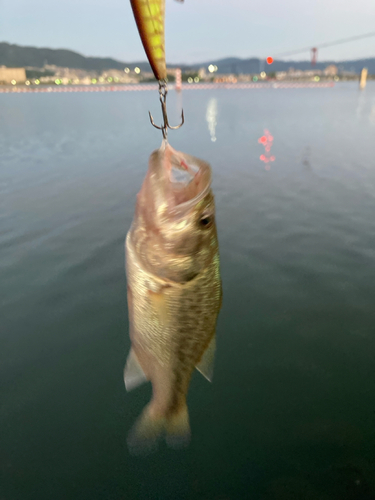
xmin=237 ymin=74 xmax=252 ymax=82
xmin=276 ymin=71 xmax=287 ymax=80
xmin=304 ymin=70 xmax=322 ymax=77
xmin=214 ymin=75 xmax=237 ymax=84
xmin=198 ymin=67 xmax=206 ymax=79
xmin=324 ymin=65 xmax=338 ymax=76
xmin=0 ymin=66 xmax=26 ymax=83
xmin=287 ymin=68 xmax=322 ymax=78
xmin=287 ymin=69 xmax=304 ymax=77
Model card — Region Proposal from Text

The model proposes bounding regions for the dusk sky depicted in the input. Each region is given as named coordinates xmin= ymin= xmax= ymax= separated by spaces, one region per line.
xmin=1 ymin=0 xmax=375 ymax=63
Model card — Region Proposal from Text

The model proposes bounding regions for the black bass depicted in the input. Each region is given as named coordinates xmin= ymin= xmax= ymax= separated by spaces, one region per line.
xmin=125 ymin=140 xmax=222 ymax=453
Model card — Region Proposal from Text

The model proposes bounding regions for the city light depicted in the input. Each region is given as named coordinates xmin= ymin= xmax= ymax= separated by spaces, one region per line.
xmin=134 ymin=67 xmax=141 ymax=74
xmin=25 ymin=80 xmax=30 ymax=86
xmin=266 ymin=57 xmax=274 ymax=64
xmin=253 ymin=76 xmax=258 ymax=82
xmin=314 ymin=75 xmax=320 ymax=81
xmin=208 ymin=64 xmax=215 ymax=73
xmin=260 ymin=71 xmax=266 ymax=78
xmin=91 ymin=78 xmax=97 ymax=83
xmin=11 ymin=80 xmax=16 ymax=85
xmin=55 ymin=79 xmax=61 ymax=85
xmin=187 ymin=77 xmax=193 ymax=83
xmin=124 ymin=68 xmax=130 ymax=73
xmin=194 ymin=76 xmax=199 ymax=82
xmin=114 ymin=77 xmax=119 ymax=82
xmin=99 ymin=77 xmax=104 ymax=82
xmin=107 ymin=77 xmax=113 ymax=82
xmin=214 ymin=65 xmax=218 ymax=71
xmin=35 ymin=79 xmax=40 ymax=85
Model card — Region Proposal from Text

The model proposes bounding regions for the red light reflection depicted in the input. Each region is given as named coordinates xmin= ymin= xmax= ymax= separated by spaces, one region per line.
xmin=258 ymin=129 xmax=275 ymax=168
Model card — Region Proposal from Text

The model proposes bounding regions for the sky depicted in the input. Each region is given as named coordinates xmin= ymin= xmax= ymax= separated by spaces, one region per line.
xmin=1 ymin=0 xmax=375 ymax=63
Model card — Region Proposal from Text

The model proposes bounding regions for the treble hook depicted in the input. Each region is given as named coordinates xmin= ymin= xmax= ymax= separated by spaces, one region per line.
xmin=149 ymin=81 xmax=184 ymax=139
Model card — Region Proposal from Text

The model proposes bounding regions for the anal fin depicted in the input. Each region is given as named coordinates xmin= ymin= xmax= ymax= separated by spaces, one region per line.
xmin=124 ymin=348 xmax=148 ymax=391
xmin=196 ymin=335 xmax=216 ymax=382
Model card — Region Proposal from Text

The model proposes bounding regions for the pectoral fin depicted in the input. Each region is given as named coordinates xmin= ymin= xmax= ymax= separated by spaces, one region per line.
xmin=124 ymin=348 xmax=148 ymax=391
xmin=196 ymin=336 xmax=216 ymax=382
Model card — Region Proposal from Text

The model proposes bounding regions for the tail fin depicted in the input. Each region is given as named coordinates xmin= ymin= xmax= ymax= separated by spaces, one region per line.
xmin=127 ymin=404 xmax=191 ymax=455
xmin=165 ymin=404 xmax=191 ymax=449
xmin=127 ymin=405 xmax=166 ymax=456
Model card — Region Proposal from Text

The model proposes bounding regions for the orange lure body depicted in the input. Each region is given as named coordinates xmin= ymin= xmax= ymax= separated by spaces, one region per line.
xmin=130 ymin=0 xmax=167 ymax=81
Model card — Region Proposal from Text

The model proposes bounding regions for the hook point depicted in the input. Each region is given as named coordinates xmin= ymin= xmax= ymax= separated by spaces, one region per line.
xmin=149 ymin=111 xmax=162 ymax=130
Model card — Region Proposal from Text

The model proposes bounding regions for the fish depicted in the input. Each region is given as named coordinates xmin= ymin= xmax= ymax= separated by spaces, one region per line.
xmin=129 ymin=0 xmax=184 ymax=82
xmin=124 ymin=140 xmax=222 ymax=454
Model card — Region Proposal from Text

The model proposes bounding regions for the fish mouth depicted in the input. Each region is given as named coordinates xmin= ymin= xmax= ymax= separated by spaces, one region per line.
xmin=162 ymin=141 xmax=212 ymax=212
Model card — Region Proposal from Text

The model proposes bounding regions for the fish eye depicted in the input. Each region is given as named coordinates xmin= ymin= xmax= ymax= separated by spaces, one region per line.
xmin=199 ymin=215 xmax=213 ymax=228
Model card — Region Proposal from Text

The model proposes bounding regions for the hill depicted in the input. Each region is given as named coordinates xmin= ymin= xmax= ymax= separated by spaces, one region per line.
xmin=1 ymin=42 xmax=374 ymax=74
xmin=0 ymin=42 xmax=151 ymax=72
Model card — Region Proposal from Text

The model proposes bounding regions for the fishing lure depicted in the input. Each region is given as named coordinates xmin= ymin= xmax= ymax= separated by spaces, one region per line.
xmin=129 ymin=0 xmax=167 ymax=81
xmin=130 ymin=0 xmax=184 ymax=138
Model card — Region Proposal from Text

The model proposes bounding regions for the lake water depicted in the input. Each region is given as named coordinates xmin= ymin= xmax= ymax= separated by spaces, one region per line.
xmin=1 ymin=83 xmax=375 ymax=500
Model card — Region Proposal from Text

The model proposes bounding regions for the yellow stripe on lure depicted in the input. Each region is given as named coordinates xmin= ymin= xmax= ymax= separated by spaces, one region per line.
xmin=130 ymin=0 xmax=167 ymax=81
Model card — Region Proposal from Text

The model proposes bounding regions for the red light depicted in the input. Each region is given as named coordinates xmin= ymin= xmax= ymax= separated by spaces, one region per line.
xmin=266 ymin=57 xmax=273 ymax=65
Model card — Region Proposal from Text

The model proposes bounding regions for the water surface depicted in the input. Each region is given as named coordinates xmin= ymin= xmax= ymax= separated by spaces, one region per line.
xmin=1 ymin=83 xmax=375 ymax=499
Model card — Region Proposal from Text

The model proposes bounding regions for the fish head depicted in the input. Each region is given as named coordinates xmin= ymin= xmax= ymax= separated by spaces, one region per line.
xmin=131 ymin=141 xmax=218 ymax=282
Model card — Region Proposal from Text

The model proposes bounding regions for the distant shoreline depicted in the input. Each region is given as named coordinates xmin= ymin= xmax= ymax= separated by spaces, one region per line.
xmin=0 ymin=82 xmax=338 ymax=94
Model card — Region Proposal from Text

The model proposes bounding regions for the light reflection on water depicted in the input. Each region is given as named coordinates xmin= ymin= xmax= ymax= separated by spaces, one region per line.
xmin=206 ymin=97 xmax=218 ymax=142
xmin=258 ymin=128 xmax=275 ymax=170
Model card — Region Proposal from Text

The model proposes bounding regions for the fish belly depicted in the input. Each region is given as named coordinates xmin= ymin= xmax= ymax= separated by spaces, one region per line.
xmin=125 ymin=232 xmax=221 ymax=412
